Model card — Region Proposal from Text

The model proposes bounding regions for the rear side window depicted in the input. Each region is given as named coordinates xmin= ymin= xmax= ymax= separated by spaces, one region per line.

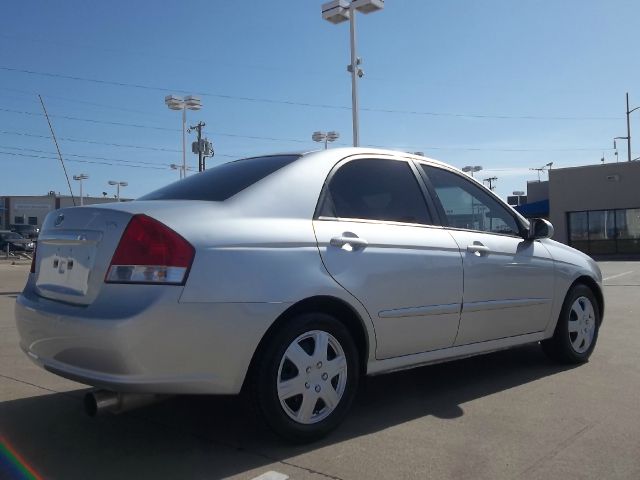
xmin=318 ymin=158 xmax=432 ymax=224
xmin=140 ymin=154 xmax=300 ymax=201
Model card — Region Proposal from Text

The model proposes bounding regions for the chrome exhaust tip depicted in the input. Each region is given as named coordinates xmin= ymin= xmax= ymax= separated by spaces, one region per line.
xmin=83 ymin=390 xmax=167 ymax=416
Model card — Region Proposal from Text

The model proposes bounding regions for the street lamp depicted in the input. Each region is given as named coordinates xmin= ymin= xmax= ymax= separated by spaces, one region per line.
xmin=312 ymin=131 xmax=340 ymax=149
xmin=321 ymin=0 xmax=384 ymax=147
xmin=165 ymin=94 xmax=202 ymax=179
xmin=72 ymin=173 xmax=89 ymax=206
xmin=624 ymin=92 xmax=640 ymax=162
xmin=170 ymin=164 xmax=195 ymax=178
xmin=108 ymin=180 xmax=128 ymax=202
xmin=462 ymin=165 xmax=483 ymax=177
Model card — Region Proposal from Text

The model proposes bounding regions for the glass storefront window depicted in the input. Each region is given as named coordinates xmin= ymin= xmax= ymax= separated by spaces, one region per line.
xmin=616 ymin=208 xmax=640 ymax=254
xmin=588 ymin=210 xmax=616 ymax=254
xmin=568 ymin=211 xmax=589 ymax=253
xmin=568 ymin=208 xmax=640 ymax=255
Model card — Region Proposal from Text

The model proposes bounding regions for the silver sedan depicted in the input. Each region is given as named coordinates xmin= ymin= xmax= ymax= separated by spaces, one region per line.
xmin=15 ymin=148 xmax=603 ymax=442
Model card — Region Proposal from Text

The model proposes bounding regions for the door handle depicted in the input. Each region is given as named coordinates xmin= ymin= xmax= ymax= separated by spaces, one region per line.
xmin=466 ymin=243 xmax=490 ymax=256
xmin=330 ymin=234 xmax=368 ymax=251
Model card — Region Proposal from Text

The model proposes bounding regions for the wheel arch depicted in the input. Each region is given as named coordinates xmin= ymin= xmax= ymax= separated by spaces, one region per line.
xmin=242 ymin=295 xmax=370 ymax=392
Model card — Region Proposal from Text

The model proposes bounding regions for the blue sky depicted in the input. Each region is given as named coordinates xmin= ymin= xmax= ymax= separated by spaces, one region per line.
xmin=1 ymin=0 xmax=639 ymax=200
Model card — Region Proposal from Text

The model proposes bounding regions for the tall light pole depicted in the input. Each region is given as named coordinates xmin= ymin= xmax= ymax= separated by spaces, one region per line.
xmin=462 ymin=165 xmax=483 ymax=178
xmin=312 ymin=131 xmax=340 ymax=149
xmin=322 ymin=0 xmax=384 ymax=147
xmin=73 ymin=174 xmax=89 ymax=206
xmin=165 ymin=95 xmax=202 ymax=179
xmin=625 ymin=92 xmax=639 ymax=162
xmin=108 ymin=180 xmax=128 ymax=202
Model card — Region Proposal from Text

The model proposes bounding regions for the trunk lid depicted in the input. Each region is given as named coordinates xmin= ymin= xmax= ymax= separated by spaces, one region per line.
xmin=34 ymin=206 xmax=133 ymax=305
xmin=32 ymin=200 xmax=229 ymax=305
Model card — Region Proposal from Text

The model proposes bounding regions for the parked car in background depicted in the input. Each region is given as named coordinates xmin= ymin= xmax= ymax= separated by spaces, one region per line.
xmin=15 ymin=148 xmax=603 ymax=442
xmin=10 ymin=224 xmax=40 ymax=240
xmin=0 ymin=230 xmax=35 ymax=252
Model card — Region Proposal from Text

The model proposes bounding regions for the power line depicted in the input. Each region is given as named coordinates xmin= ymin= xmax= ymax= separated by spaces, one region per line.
xmin=0 ymin=129 xmax=180 ymax=152
xmin=0 ymin=86 xmax=164 ymax=117
xmin=0 ymin=147 xmax=171 ymax=170
xmin=0 ymin=107 xmax=312 ymax=144
xmin=0 ymin=121 xmax=613 ymax=155
xmin=0 ymin=144 xmax=173 ymax=167
xmin=0 ymin=65 xmax=622 ymax=121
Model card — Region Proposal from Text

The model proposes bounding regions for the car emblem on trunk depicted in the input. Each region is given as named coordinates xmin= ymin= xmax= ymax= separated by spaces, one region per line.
xmin=54 ymin=214 xmax=64 ymax=227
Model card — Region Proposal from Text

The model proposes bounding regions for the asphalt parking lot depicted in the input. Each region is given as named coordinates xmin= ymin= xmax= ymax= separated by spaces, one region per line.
xmin=0 ymin=261 xmax=638 ymax=480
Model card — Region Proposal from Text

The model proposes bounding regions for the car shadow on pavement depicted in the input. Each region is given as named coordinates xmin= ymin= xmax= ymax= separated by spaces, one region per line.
xmin=0 ymin=344 xmax=577 ymax=479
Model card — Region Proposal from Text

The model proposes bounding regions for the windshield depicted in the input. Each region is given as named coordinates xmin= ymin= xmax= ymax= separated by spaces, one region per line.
xmin=1 ymin=233 xmax=22 ymax=240
xmin=139 ymin=155 xmax=300 ymax=202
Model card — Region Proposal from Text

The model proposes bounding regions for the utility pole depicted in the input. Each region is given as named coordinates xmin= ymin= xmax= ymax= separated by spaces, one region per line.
xmin=189 ymin=121 xmax=214 ymax=172
xmin=530 ymin=162 xmax=553 ymax=182
xmin=483 ymin=176 xmax=497 ymax=191
xmin=189 ymin=121 xmax=205 ymax=172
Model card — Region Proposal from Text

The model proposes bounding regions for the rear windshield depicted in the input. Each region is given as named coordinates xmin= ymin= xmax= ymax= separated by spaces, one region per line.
xmin=139 ymin=154 xmax=300 ymax=201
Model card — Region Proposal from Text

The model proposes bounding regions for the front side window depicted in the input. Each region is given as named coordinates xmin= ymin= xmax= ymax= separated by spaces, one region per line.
xmin=318 ymin=158 xmax=431 ymax=225
xmin=422 ymin=165 xmax=520 ymax=236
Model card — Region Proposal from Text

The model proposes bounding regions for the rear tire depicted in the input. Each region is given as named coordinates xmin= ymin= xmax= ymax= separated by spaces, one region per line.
xmin=542 ymin=284 xmax=600 ymax=364
xmin=249 ymin=312 xmax=359 ymax=443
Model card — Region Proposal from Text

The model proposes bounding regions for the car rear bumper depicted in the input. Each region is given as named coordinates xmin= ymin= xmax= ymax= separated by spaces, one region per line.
xmin=15 ymin=283 xmax=290 ymax=394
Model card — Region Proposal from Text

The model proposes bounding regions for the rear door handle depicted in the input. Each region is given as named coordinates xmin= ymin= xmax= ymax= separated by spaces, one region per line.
xmin=466 ymin=243 xmax=490 ymax=256
xmin=330 ymin=234 xmax=368 ymax=251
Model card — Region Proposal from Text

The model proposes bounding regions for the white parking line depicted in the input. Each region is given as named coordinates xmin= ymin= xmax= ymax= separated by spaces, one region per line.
xmin=603 ymin=271 xmax=633 ymax=282
xmin=250 ymin=471 xmax=289 ymax=480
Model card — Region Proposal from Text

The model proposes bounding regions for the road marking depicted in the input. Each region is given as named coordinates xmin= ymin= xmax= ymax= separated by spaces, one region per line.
xmin=602 ymin=271 xmax=633 ymax=282
xmin=250 ymin=472 xmax=289 ymax=480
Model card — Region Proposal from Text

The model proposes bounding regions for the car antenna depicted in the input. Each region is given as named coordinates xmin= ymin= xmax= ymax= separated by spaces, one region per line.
xmin=38 ymin=94 xmax=76 ymax=206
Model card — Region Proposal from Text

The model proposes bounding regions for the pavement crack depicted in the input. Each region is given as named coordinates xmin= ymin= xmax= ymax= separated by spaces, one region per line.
xmin=518 ymin=422 xmax=596 ymax=478
xmin=0 ymin=373 xmax=76 ymax=398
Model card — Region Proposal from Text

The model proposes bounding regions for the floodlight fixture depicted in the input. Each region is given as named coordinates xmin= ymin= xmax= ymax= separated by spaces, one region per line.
xmin=312 ymin=130 xmax=340 ymax=149
xmin=352 ymin=0 xmax=384 ymax=14
xmin=322 ymin=0 xmax=350 ymax=24
xmin=462 ymin=165 xmax=483 ymax=177
xmin=184 ymin=95 xmax=202 ymax=110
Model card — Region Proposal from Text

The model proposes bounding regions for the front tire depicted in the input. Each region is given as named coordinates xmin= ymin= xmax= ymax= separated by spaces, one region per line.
xmin=542 ymin=284 xmax=600 ymax=364
xmin=250 ymin=312 xmax=359 ymax=443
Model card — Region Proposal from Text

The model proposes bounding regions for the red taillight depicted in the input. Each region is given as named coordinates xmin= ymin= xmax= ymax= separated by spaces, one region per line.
xmin=30 ymin=243 xmax=37 ymax=273
xmin=105 ymin=214 xmax=194 ymax=285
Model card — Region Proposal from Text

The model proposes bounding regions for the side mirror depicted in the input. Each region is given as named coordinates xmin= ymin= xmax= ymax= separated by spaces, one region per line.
xmin=527 ymin=218 xmax=554 ymax=240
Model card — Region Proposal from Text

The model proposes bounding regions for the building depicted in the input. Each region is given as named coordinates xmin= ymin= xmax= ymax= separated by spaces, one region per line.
xmin=0 ymin=194 xmax=130 ymax=230
xmin=514 ymin=180 xmax=549 ymax=219
xmin=516 ymin=161 xmax=640 ymax=257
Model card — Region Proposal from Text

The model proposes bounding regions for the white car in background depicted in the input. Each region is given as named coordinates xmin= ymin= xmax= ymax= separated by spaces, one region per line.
xmin=15 ymin=148 xmax=603 ymax=442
